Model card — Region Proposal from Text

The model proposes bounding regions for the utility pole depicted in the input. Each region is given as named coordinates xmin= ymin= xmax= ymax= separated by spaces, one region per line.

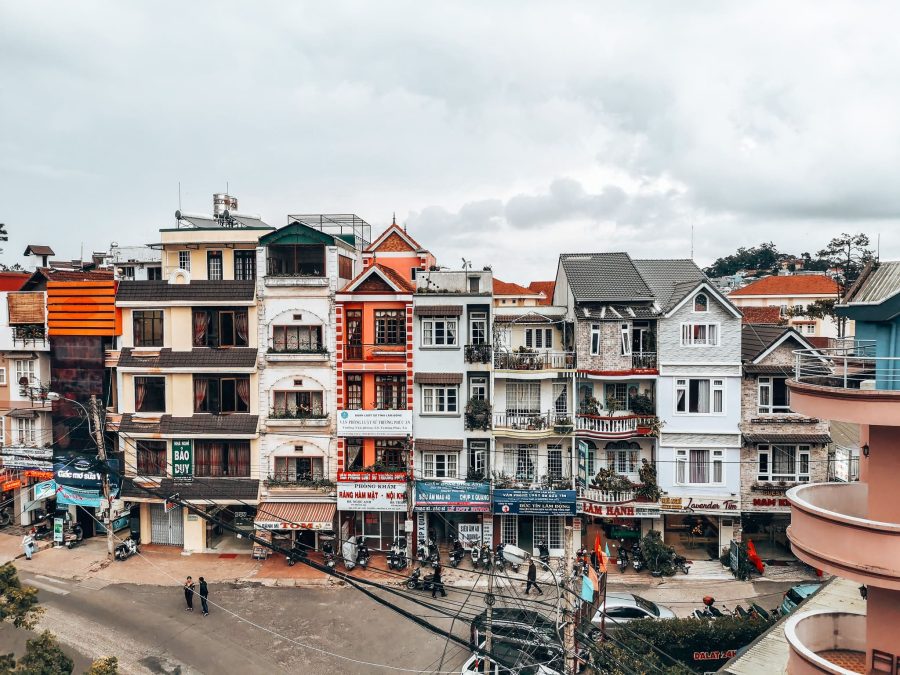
xmin=563 ymin=523 xmax=577 ymax=675
xmin=483 ymin=473 xmax=494 ymax=675
xmin=89 ymin=395 xmax=114 ymax=559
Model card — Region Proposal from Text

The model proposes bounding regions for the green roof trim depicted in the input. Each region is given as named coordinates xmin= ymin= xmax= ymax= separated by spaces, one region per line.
xmin=259 ymin=222 xmax=337 ymax=247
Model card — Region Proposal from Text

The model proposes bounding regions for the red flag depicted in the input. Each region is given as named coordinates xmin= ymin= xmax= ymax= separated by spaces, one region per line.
xmin=595 ymin=533 xmax=607 ymax=573
xmin=588 ymin=562 xmax=600 ymax=591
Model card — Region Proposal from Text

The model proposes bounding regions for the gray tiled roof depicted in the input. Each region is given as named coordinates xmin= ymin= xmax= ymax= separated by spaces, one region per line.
xmin=116 ymin=280 xmax=255 ymax=303
xmin=574 ymin=304 xmax=658 ymax=320
xmin=121 ymin=477 xmax=260 ymax=501
xmin=559 ymin=253 xmax=653 ymax=302
xmin=413 ymin=305 xmax=463 ymax=316
xmin=741 ymin=324 xmax=794 ymax=363
xmin=743 ymin=363 xmax=795 ymax=375
xmin=119 ymin=414 xmax=259 ymax=435
xmin=118 ymin=348 xmax=258 ymax=369
xmin=632 ymin=259 xmax=706 ymax=310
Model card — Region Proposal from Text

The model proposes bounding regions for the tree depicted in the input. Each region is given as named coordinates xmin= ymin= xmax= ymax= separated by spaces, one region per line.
xmin=0 ymin=564 xmax=43 ymax=629
xmin=0 ymin=653 xmax=15 ymax=675
xmin=703 ymin=242 xmax=781 ymax=277
xmin=817 ymin=232 xmax=874 ymax=290
xmin=639 ymin=530 xmax=676 ymax=576
xmin=15 ymin=631 xmax=73 ymax=675
xmin=85 ymin=657 xmax=118 ymax=675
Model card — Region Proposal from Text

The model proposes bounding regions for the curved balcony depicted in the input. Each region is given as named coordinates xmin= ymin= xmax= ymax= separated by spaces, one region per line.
xmin=786 ymin=482 xmax=900 ymax=589
xmin=492 ymin=411 xmax=572 ymax=439
xmin=791 ymin=342 xmax=900 ymax=425
xmin=785 ymin=610 xmax=866 ymax=675
xmin=576 ymin=414 xmax=657 ymax=440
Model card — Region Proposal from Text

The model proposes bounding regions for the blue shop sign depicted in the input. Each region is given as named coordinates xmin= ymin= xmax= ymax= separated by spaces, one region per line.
xmin=415 ymin=481 xmax=491 ymax=512
xmin=493 ymin=489 xmax=577 ymax=516
xmin=56 ymin=485 xmax=104 ymax=508
xmin=54 ymin=454 xmax=120 ymax=496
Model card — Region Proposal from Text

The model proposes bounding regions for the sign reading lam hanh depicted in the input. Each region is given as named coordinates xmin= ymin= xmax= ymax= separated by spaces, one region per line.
xmin=337 ymin=410 xmax=412 ymax=438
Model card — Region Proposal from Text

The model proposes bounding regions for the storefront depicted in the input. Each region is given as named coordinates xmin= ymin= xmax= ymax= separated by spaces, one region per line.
xmin=2 ymin=444 xmax=54 ymax=525
xmin=53 ymin=453 xmax=121 ymax=539
xmin=493 ymin=489 xmax=577 ymax=557
xmin=254 ymin=501 xmax=336 ymax=556
xmin=660 ymin=495 xmax=739 ymax=560
xmin=337 ymin=471 xmax=408 ymax=551
xmin=578 ymin=488 xmax=661 ymax=556
xmin=741 ymin=493 xmax=793 ymax=560
xmin=414 ymin=481 xmax=490 ymax=549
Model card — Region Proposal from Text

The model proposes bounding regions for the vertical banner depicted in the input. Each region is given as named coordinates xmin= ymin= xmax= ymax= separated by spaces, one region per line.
xmin=482 ymin=513 xmax=493 ymax=547
xmin=578 ymin=440 xmax=588 ymax=483
xmin=172 ymin=440 xmax=193 ymax=482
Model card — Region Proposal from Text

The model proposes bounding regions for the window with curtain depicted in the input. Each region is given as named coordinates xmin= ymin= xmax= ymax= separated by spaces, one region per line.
xmin=375 ymin=375 xmax=405 ymax=410
xmin=605 ymin=441 xmax=640 ymax=475
xmin=192 ymin=309 xmax=249 ymax=347
xmin=375 ymin=439 xmax=406 ymax=470
xmin=422 ymin=318 xmax=458 ymax=347
xmin=345 ymin=438 xmax=363 ymax=470
xmin=675 ymin=378 xmax=724 ymax=414
xmin=274 ymin=456 xmax=323 ymax=481
xmin=193 ymin=376 xmax=250 ymax=413
xmin=135 ymin=376 xmax=165 ymax=413
xmin=676 ymin=448 xmax=724 ymax=484
xmin=194 ymin=440 xmax=250 ymax=477
xmin=758 ymin=377 xmax=791 ymax=413
xmin=506 ymin=381 xmax=540 ymax=414
xmin=272 ymin=391 xmax=324 ymax=417
xmin=504 ymin=443 xmax=536 ymax=481
xmin=680 ymin=322 xmax=719 ymax=346
xmin=375 ymin=310 xmax=404 ymax=345
xmin=272 ymin=325 xmax=323 ymax=352
xmin=137 ymin=440 xmax=167 ymax=475
xmin=605 ymin=383 xmax=628 ymax=411
xmin=757 ymin=444 xmax=810 ymax=482
xmin=346 ymin=375 xmax=362 ymax=410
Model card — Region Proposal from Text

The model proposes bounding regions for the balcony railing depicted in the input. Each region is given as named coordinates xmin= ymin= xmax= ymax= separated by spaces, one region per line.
xmin=493 ymin=350 xmax=576 ymax=371
xmin=464 ymin=343 xmax=492 ymax=364
xmin=12 ymin=325 xmax=47 ymax=347
xmin=493 ymin=410 xmax=571 ymax=431
xmin=268 ymin=409 xmax=330 ymax=421
xmin=785 ymin=611 xmax=867 ymax=675
xmin=344 ymin=342 xmax=407 ymax=362
xmin=494 ymin=472 xmax=573 ymax=490
xmin=576 ymin=414 xmax=658 ymax=438
xmin=793 ymin=340 xmax=900 ymax=390
xmin=578 ymin=486 xmax=636 ymax=504
xmin=631 ymin=351 xmax=657 ymax=370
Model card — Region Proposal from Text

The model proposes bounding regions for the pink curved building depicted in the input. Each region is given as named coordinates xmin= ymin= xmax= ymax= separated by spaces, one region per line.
xmin=786 ymin=261 xmax=900 ymax=674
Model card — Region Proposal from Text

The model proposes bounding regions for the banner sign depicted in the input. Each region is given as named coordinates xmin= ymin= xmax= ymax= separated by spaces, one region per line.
xmin=172 ymin=440 xmax=193 ymax=482
xmin=336 ymin=410 xmax=412 ymax=437
xmin=493 ymin=489 xmax=577 ymax=516
xmin=34 ymin=480 xmax=56 ymax=501
xmin=337 ymin=471 xmax=407 ymax=482
xmin=1 ymin=446 xmax=52 ymax=470
xmin=53 ymin=517 xmax=64 ymax=543
xmin=457 ymin=523 xmax=483 ymax=548
xmin=414 ymin=481 xmax=490 ymax=512
xmin=660 ymin=495 xmax=738 ymax=515
xmin=54 ymin=454 xmax=120 ymax=495
xmin=579 ymin=500 xmax=661 ymax=519
xmin=337 ymin=481 xmax=407 ymax=511
xmin=56 ymin=484 xmax=103 ymax=508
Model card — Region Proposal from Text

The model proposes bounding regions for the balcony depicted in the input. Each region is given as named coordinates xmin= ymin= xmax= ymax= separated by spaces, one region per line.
xmin=343 ymin=343 xmax=406 ymax=363
xmin=785 ymin=610 xmax=867 ymax=675
xmin=494 ymin=472 xmax=573 ymax=490
xmin=791 ymin=342 xmax=900 ymax=425
xmin=266 ymin=346 xmax=329 ymax=363
xmin=11 ymin=325 xmax=48 ymax=349
xmin=492 ymin=411 xmax=573 ymax=438
xmin=493 ymin=350 xmax=575 ymax=372
xmin=464 ymin=343 xmax=492 ymax=365
xmin=263 ymin=475 xmax=337 ymax=497
xmin=631 ymin=351 xmax=657 ymax=371
xmin=265 ymin=410 xmax=331 ymax=430
xmin=264 ymin=244 xmax=328 ymax=286
xmin=579 ymin=486 xmax=636 ymax=504
xmin=576 ymin=414 xmax=658 ymax=440
xmin=786 ymin=482 xmax=900 ymax=589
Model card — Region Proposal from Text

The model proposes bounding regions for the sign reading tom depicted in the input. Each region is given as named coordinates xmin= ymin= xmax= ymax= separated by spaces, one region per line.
xmin=492 ymin=489 xmax=577 ymax=516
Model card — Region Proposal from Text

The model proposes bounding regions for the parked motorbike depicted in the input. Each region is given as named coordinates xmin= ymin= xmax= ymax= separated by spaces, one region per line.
xmin=631 ymin=544 xmax=645 ymax=573
xmin=64 ymin=523 xmax=84 ymax=550
xmin=356 ymin=538 xmax=370 ymax=569
xmin=286 ymin=541 xmax=308 ymax=567
xmin=693 ymin=596 xmax=728 ymax=619
xmin=342 ymin=536 xmax=358 ymax=571
xmin=388 ymin=536 xmax=408 ymax=570
xmin=479 ymin=544 xmax=492 ymax=571
xmin=31 ymin=510 xmax=53 ymax=540
xmin=449 ymin=541 xmax=465 ymax=568
xmin=322 ymin=539 xmax=337 ymax=569
xmin=416 ymin=539 xmax=429 ymax=566
xmin=471 ymin=544 xmax=481 ymax=569
xmin=114 ymin=535 xmax=139 ymax=561
xmin=674 ymin=554 xmax=691 ymax=575
xmin=537 ymin=540 xmax=550 ymax=565
xmin=617 ymin=545 xmax=629 ymax=572
xmin=495 ymin=543 xmax=506 ymax=573
xmin=406 ymin=567 xmax=436 ymax=592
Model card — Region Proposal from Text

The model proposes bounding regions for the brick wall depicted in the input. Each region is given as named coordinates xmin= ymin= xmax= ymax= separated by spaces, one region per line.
xmin=574 ymin=320 xmax=632 ymax=371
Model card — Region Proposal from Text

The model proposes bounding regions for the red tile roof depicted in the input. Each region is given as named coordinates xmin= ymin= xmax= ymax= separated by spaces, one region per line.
xmin=493 ymin=278 xmax=538 ymax=296
xmin=730 ymin=275 xmax=839 ymax=297
xmin=528 ymin=281 xmax=555 ymax=305
xmin=341 ymin=263 xmax=415 ymax=293
xmin=367 ymin=223 xmax=425 ymax=253
xmin=740 ymin=306 xmax=783 ymax=325
xmin=0 ymin=273 xmax=30 ymax=292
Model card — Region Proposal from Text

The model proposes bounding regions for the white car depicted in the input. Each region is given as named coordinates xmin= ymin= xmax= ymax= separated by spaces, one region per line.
xmin=462 ymin=642 xmax=563 ymax=675
xmin=591 ymin=592 xmax=676 ymax=627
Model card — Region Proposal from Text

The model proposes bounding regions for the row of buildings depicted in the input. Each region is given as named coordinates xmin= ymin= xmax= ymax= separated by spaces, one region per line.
xmin=0 ymin=196 xmax=851 ymax=566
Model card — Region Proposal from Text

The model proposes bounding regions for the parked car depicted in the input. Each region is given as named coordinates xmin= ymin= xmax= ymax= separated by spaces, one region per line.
xmin=591 ymin=592 xmax=676 ymax=628
xmin=470 ymin=608 xmax=560 ymax=649
xmin=780 ymin=583 xmax=822 ymax=616
xmin=462 ymin=641 xmax=563 ymax=675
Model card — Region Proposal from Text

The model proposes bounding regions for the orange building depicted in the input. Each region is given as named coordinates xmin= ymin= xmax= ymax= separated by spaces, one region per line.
xmin=361 ymin=219 xmax=436 ymax=282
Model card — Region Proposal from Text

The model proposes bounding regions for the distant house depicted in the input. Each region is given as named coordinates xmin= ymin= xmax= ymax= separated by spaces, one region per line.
xmin=728 ymin=274 xmax=844 ymax=338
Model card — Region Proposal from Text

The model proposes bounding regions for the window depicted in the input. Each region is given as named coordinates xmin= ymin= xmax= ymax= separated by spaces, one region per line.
xmin=793 ymin=304 xmax=804 ymax=314
xmin=137 ymin=441 xmax=166 ymax=476
xmin=193 ymin=376 xmax=250 ymax=413
xmin=192 ymin=309 xmax=249 ymax=347
xmin=675 ymin=449 xmax=724 ymax=485
xmin=338 ymin=255 xmax=354 ymax=279
xmin=694 ymin=293 xmax=708 ymax=312
xmin=533 ymin=516 xmax=563 ymax=549
xmin=375 ymin=375 xmax=406 ymax=410
xmin=266 ymin=244 xmax=325 ymax=276
xmin=16 ymin=418 xmax=36 ymax=445
xmin=375 ymin=439 xmax=406 ymax=470
xmin=194 ymin=440 xmax=251 ymax=477
xmin=805 ymin=323 xmax=815 ymax=335
xmin=757 ymin=445 xmax=810 ymax=482
xmin=525 ymin=328 xmax=552 ymax=349
xmin=345 ymin=310 xmax=362 ymax=359
xmin=631 ymin=321 xmax=654 ymax=354
xmin=346 ymin=374 xmax=362 ymax=410
xmin=758 ymin=376 xmax=791 ymax=414
xmin=469 ymin=376 xmax=488 ymax=401
xmin=422 ymin=318 xmax=458 ymax=347
xmin=273 ymin=391 xmax=324 ymax=417
xmin=506 ymin=381 xmax=540 ymax=413
xmin=0 ymin=368 xmax=6 ymax=385
xmin=468 ymin=277 xmax=481 ymax=293
xmin=234 ymin=250 xmax=256 ymax=280
xmin=147 ymin=266 xmax=162 ymax=281
xmin=620 ymin=323 xmax=631 ymax=355
xmin=553 ymin=382 xmax=568 ymax=415
xmin=133 ymin=310 xmax=163 ymax=347
xmin=375 ymin=310 xmax=404 ymax=345
xmin=274 ymin=456 xmax=324 ymax=481
xmin=207 ymin=251 xmax=223 ymax=280
xmin=605 ymin=383 xmax=628 ymax=411
xmin=468 ymin=441 xmax=487 ymax=476
xmin=780 ymin=304 xmax=788 ymax=315
xmin=178 ymin=250 xmax=191 ymax=271
xmin=135 ymin=376 xmax=166 ymax=413
xmin=345 ymin=438 xmax=363 ymax=470
xmin=421 ymin=386 xmax=458 ymax=414
xmin=675 ymin=378 xmax=724 ymax=414
xmin=120 ymin=266 xmax=135 ymax=279
xmin=583 ymin=442 xmax=596 ymax=478
xmin=681 ymin=323 xmax=719 ymax=346
xmin=605 ymin=441 xmax=640 ymax=475
xmin=272 ymin=325 xmax=323 ymax=352
xmin=590 ymin=324 xmax=601 ymax=355
xmin=423 ymin=452 xmax=459 ymax=478
xmin=504 ymin=443 xmax=536 ymax=481
xmin=469 ymin=313 xmax=487 ymax=345
xmin=14 ymin=360 xmax=35 ymax=386
xmin=548 ymin=444 xmax=564 ymax=479
xmin=500 ymin=515 xmax=517 ymax=546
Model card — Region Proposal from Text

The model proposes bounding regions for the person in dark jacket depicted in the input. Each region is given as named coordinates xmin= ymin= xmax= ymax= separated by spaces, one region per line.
xmin=431 ymin=562 xmax=447 ymax=598
xmin=183 ymin=576 xmax=195 ymax=611
xmin=525 ymin=557 xmax=542 ymax=595
xmin=199 ymin=576 xmax=209 ymax=616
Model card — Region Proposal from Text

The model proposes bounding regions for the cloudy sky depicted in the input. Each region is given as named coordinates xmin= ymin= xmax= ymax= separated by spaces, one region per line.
xmin=2 ymin=1 xmax=899 ymax=282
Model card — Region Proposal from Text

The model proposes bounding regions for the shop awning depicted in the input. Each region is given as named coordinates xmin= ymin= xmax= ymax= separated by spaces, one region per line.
xmin=743 ymin=433 xmax=832 ymax=445
xmin=254 ymin=501 xmax=336 ymax=531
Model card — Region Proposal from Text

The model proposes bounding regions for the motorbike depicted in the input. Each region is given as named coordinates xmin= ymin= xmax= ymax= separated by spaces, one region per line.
xmin=449 ymin=541 xmax=465 ymax=568
xmin=631 ymin=543 xmax=645 ymax=572
xmin=495 ymin=543 xmax=506 ymax=573
xmin=428 ymin=538 xmax=440 ymax=568
xmin=416 ymin=539 xmax=429 ymax=566
xmin=64 ymin=523 xmax=84 ymax=550
xmin=322 ymin=539 xmax=337 ymax=569
xmin=479 ymin=545 xmax=492 ymax=571
xmin=31 ymin=510 xmax=53 ymax=540
xmin=114 ymin=535 xmax=139 ymax=561
xmin=356 ymin=539 xmax=370 ymax=569
xmin=693 ymin=596 xmax=728 ymax=619
xmin=286 ymin=541 xmax=308 ymax=567
xmin=537 ymin=540 xmax=550 ymax=565
xmin=406 ymin=567 xmax=437 ymax=592
xmin=674 ymin=554 xmax=691 ymax=575
xmin=388 ymin=536 xmax=408 ymax=570
xmin=342 ymin=535 xmax=359 ymax=571
xmin=471 ymin=544 xmax=481 ymax=569
xmin=617 ymin=545 xmax=629 ymax=572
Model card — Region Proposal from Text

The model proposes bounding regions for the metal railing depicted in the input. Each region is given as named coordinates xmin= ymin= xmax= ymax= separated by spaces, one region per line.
xmin=493 ymin=350 xmax=576 ymax=370
xmin=343 ymin=342 xmax=407 ymax=362
xmin=793 ymin=340 xmax=900 ymax=390
xmin=578 ymin=486 xmax=636 ymax=504
xmin=631 ymin=351 xmax=657 ymax=370
xmin=12 ymin=325 xmax=47 ymax=346
xmin=464 ymin=343 xmax=492 ymax=364
xmin=492 ymin=410 xmax=570 ymax=431
xmin=575 ymin=414 xmax=657 ymax=436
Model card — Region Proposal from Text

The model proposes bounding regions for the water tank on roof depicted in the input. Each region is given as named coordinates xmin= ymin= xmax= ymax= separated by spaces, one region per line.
xmin=213 ymin=193 xmax=238 ymax=216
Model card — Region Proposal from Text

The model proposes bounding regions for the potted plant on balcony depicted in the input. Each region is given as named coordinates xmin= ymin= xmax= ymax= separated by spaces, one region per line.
xmin=553 ymin=416 xmax=574 ymax=434
xmin=466 ymin=468 xmax=486 ymax=482
xmin=465 ymin=398 xmax=492 ymax=431
xmin=579 ymin=396 xmax=600 ymax=415
xmin=591 ymin=468 xmax=634 ymax=494
xmin=604 ymin=396 xmax=619 ymax=417
xmin=635 ymin=459 xmax=662 ymax=502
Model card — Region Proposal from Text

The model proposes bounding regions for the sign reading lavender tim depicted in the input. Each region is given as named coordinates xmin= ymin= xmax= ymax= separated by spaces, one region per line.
xmin=493 ymin=489 xmax=577 ymax=516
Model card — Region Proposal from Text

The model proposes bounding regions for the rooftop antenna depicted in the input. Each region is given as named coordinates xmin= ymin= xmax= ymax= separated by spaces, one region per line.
xmin=461 ymin=257 xmax=471 ymax=271
xmin=877 ymin=232 xmax=881 ymax=262
xmin=690 ymin=221 xmax=695 ymax=259
xmin=178 ymin=181 xmax=182 ymax=211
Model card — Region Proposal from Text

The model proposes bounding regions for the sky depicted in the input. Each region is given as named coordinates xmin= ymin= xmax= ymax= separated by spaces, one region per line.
xmin=2 ymin=1 xmax=900 ymax=282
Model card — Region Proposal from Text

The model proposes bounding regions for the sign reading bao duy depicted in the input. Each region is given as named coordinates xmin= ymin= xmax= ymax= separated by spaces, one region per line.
xmin=337 ymin=471 xmax=407 ymax=512
xmin=336 ymin=410 xmax=412 ymax=438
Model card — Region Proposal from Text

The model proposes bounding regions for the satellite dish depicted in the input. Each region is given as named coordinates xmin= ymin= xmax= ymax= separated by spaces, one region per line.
xmin=175 ymin=210 xmax=182 ymax=220
xmin=110 ymin=241 xmax=119 ymax=248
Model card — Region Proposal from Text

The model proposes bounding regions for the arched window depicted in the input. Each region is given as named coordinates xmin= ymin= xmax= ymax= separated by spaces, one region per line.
xmin=604 ymin=441 xmax=641 ymax=475
xmin=694 ymin=293 xmax=708 ymax=312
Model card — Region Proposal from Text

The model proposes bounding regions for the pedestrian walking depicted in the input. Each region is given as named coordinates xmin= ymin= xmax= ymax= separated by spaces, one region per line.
xmin=183 ymin=576 xmax=195 ymax=611
xmin=199 ymin=576 xmax=209 ymax=616
xmin=525 ymin=556 xmax=542 ymax=595
xmin=431 ymin=562 xmax=447 ymax=598
xmin=22 ymin=529 xmax=35 ymax=561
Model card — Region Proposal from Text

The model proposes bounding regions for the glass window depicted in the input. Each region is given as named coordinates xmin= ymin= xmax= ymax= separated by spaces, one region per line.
xmin=193 ymin=376 xmax=250 ymax=413
xmin=272 ymin=391 xmax=324 ymax=417
xmin=694 ymin=293 xmax=708 ymax=312
xmin=178 ymin=250 xmax=191 ymax=271
xmin=346 ymin=375 xmax=362 ymax=410
xmin=14 ymin=359 xmax=35 ymax=386
xmin=274 ymin=456 xmax=324 ymax=481
xmin=234 ymin=250 xmax=256 ymax=280
xmin=506 ymin=381 xmax=540 ymax=413
xmin=194 ymin=440 xmax=251 ymax=477
xmin=133 ymin=310 xmax=163 ymax=347
xmin=423 ymin=453 xmax=459 ymax=479
xmin=675 ymin=378 xmax=724 ymax=414
xmin=422 ymin=318 xmax=458 ymax=347
xmin=547 ymin=445 xmax=563 ymax=479
xmin=272 ymin=325 xmax=323 ymax=352
xmin=16 ymin=418 xmax=36 ymax=445
xmin=758 ymin=444 xmax=810 ymax=482
xmin=375 ymin=310 xmax=404 ymax=345
xmin=758 ymin=377 xmax=791 ymax=413
xmin=553 ymin=382 xmax=568 ymax=415
xmin=468 ymin=441 xmax=487 ymax=476
xmin=605 ymin=383 xmax=628 ymax=411
xmin=533 ymin=516 xmax=563 ymax=549
xmin=137 ymin=440 xmax=167 ymax=476
xmin=590 ymin=324 xmax=601 ymax=355
xmin=525 ymin=328 xmax=552 ymax=349
xmin=681 ymin=323 xmax=719 ymax=346
xmin=421 ymin=386 xmax=458 ymax=414
xmin=375 ymin=439 xmax=406 ymax=470
xmin=469 ymin=376 xmax=488 ymax=401
xmin=500 ymin=515 xmax=517 ymax=546
xmin=605 ymin=441 xmax=640 ymax=475
xmin=207 ymin=251 xmax=223 ymax=280
xmin=376 ymin=375 xmax=406 ymax=410
xmin=135 ymin=376 xmax=166 ymax=413
xmin=503 ymin=443 xmax=536 ymax=481
xmin=469 ymin=313 xmax=487 ymax=345
xmin=147 ymin=266 xmax=162 ymax=281
xmin=192 ymin=309 xmax=249 ymax=347
xmin=676 ymin=449 xmax=724 ymax=484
